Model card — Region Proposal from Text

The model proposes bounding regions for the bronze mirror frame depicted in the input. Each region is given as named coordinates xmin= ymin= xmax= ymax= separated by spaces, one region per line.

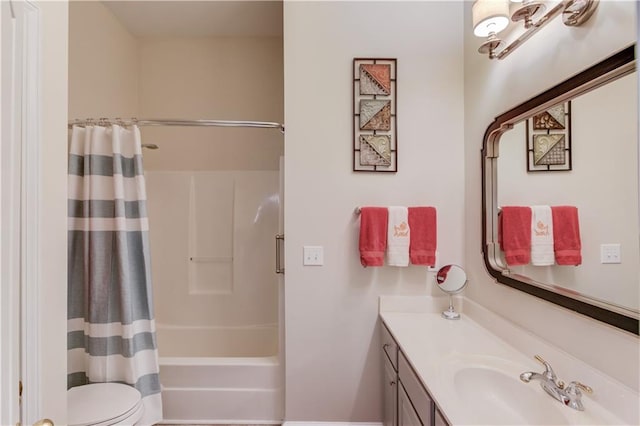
xmin=481 ymin=44 xmax=638 ymax=335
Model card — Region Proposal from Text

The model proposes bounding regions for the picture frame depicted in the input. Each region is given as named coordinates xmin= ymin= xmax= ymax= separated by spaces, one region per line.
xmin=353 ymin=58 xmax=397 ymax=172
xmin=526 ymin=101 xmax=572 ymax=172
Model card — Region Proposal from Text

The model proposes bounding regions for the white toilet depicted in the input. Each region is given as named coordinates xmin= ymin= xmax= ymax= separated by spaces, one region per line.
xmin=68 ymin=383 xmax=144 ymax=426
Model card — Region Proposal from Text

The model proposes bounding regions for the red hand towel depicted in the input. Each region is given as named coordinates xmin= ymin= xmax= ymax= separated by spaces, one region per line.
xmin=408 ymin=207 xmax=437 ymax=266
xmin=551 ymin=206 xmax=582 ymax=266
xmin=500 ymin=206 xmax=532 ymax=266
xmin=359 ymin=207 xmax=388 ymax=267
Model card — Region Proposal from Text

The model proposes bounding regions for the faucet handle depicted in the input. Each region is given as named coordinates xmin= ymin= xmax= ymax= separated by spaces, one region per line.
xmin=534 ymin=354 xmax=549 ymax=365
xmin=565 ymin=381 xmax=593 ymax=395
xmin=534 ymin=354 xmax=557 ymax=380
xmin=563 ymin=381 xmax=593 ymax=411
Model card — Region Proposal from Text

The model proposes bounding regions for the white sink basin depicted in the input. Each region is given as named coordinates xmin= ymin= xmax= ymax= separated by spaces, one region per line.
xmin=453 ymin=366 xmax=569 ymax=425
xmin=440 ymin=355 xmax=626 ymax=425
xmin=380 ymin=308 xmax=636 ymax=426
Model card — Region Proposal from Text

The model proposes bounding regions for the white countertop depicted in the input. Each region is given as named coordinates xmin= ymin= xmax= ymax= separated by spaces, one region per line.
xmin=379 ymin=296 xmax=639 ymax=425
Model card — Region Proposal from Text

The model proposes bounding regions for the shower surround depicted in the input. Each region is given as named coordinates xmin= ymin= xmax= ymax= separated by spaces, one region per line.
xmin=146 ymin=170 xmax=282 ymax=422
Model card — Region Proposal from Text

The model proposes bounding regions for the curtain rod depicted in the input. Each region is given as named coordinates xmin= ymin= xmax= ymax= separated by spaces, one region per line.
xmin=68 ymin=118 xmax=285 ymax=133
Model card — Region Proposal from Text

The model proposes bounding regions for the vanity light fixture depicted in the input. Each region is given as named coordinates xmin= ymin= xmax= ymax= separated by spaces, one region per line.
xmin=472 ymin=0 xmax=510 ymax=59
xmin=474 ymin=0 xmax=600 ymax=60
xmin=510 ymin=0 xmax=546 ymax=29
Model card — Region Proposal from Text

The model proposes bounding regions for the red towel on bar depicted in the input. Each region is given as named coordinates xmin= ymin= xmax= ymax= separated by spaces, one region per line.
xmin=359 ymin=207 xmax=388 ymax=267
xmin=408 ymin=207 xmax=437 ymax=266
xmin=552 ymin=206 xmax=582 ymax=266
xmin=499 ymin=206 xmax=532 ymax=266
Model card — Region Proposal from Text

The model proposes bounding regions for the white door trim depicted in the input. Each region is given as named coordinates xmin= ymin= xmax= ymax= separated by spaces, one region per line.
xmin=0 ymin=1 xmax=23 ymax=423
xmin=19 ymin=1 xmax=43 ymax=424
xmin=0 ymin=0 xmax=42 ymax=424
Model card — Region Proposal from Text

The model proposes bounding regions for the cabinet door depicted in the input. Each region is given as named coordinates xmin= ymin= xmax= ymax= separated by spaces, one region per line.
xmin=381 ymin=322 xmax=398 ymax=369
xmin=398 ymin=384 xmax=422 ymax=426
xmin=398 ymin=352 xmax=433 ymax=426
xmin=434 ymin=408 xmax=448 ymax=426
xmin=383 ymin=356 xmax=398 ymax=426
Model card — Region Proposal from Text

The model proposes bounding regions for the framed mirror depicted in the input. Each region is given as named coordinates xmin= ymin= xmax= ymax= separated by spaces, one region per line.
xmin=482 ymin=44 xmax=638 ymax=335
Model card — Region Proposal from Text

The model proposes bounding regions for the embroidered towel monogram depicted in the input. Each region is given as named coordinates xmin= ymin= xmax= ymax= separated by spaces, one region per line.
xmin=387 ymin=206 xmax=410 ymax=266
xmin=531 ymin=205 xmax=555 ymax=266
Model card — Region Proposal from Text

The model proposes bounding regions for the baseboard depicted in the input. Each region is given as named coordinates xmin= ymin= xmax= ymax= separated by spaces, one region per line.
xmin=158 ymin=420 xmax=282 ymax=425
xmin=283 ymin=422 xmax=383 ymax=426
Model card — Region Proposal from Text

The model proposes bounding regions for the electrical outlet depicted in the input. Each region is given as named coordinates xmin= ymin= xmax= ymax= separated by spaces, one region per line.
xmin=427 ymin=251 xmax=439 ymax=272
xmin=303 ymin=246 xmax=324 ymax=266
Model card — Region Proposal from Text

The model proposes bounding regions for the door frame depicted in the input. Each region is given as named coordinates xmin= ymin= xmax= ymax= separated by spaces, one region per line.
xmin=1 ymin=0 xmax=23 ymax=422
xmin=1 ymin=0 xmax=43 ymax=424
xmin=20 ymin=1 xmax=43 ymax=423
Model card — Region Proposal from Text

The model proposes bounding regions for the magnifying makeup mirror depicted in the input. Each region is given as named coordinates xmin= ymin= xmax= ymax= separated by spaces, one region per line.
xmin=435 ymin=264 xmax=468 ymax=320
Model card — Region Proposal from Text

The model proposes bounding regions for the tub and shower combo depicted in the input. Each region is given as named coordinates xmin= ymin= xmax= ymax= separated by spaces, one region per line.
xmin=68 ymin=117 xmax=284 ymax=424
xmin=145 ymin=120 xmax=285 ymax=423
xmin=147 ymin=170 xmax=283 ymax=422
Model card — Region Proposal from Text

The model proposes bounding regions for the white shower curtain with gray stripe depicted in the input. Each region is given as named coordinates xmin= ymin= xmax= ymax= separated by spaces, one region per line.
xmin=68 ymin=125 xmax=162 ymax=424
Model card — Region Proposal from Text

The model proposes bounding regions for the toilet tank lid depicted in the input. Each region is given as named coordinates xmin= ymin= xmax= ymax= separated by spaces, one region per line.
xmin=68 ymin=383 xmax=142 ymax=426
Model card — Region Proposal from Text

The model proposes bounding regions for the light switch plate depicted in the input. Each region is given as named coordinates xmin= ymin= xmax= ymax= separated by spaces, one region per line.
xmin=303 ymin=246 xmax=324 ymax=266
xmin=600 ymin=243 xmax=621 ymax=264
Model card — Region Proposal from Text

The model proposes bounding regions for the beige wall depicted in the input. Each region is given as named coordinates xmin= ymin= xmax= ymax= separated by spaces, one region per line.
xmin=68 ymin=1 xmax=139 ymax=119
xmin=284 ymin=1 xmax=464 ymax=421
xmin=463 ymin=0 xmax=639 ymax=391
xmin=39 ymin=0 xmax=68 ymax=422
xmin=68 ymin=3 xmax=284 ymax=172
xmin=138 ymin=37 xmax=284 ymax=171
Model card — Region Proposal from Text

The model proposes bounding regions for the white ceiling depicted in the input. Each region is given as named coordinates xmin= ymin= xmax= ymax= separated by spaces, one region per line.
xmin=102 ymin=1 xmax=283 ymax=38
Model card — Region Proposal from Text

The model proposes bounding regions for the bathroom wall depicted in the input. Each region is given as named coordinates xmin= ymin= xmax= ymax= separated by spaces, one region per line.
xmin=138 ymin=37 xmax=284 ymax=171
xmin=68 ymin=1 xmax=139 ymax=119
xmin=463 ymin=0 xmax=639 ymax=391
xmin=284 ymin=1 xmax=464 ymax=421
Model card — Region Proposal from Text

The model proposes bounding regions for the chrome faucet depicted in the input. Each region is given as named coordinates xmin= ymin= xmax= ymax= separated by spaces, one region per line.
xmin=519 ymin=355 xmax=593 ymax=411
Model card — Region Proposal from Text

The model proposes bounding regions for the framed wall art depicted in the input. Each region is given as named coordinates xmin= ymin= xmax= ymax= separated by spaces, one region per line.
xmin=353 ymin=58 xmax=397 ymax=172
xmin=526 ymin=101 xmax=572 ymax=172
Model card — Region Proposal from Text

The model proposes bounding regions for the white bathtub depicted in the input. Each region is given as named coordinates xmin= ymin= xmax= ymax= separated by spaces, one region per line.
xmin=157 ymin=324 xmax=283 ymax=424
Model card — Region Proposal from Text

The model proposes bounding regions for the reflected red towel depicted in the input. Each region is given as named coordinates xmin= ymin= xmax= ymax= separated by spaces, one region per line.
xmin=552 ymin=206 xmax=582 ymax=266
xmin=499 ymin=206 xmax=532 ymax=266
xmin=408 ymin=207 xmax=437 ymax=266
xmin=359 ymin=207 xmax=388 ymax=267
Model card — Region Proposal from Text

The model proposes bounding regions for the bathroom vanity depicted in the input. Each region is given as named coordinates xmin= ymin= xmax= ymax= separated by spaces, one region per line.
xmin=379 ymin=296 xmax=639 ymax=426
xmin=382 ymin=322 xmax=448 ymax=426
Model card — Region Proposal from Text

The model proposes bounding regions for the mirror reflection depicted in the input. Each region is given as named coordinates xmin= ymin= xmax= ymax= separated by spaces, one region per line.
xmin=496 ymin=71 xmax=639 ymax=313
xmin=436 ymin=264 xmax=468 ymax=294
xmin=482 ymin=45 xmax=638 ymax=333
xmin=436 ymin=264 xmax=467 ymax=320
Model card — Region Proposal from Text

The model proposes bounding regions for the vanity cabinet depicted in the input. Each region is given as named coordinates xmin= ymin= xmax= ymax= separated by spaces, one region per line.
xmin=381 ymin=323 xmax=450 ymax=426
xmin=434 ymin=409 xmax=447 ymax=426
xmin=382 ymin=324 xmax=398 ymax=426
xmin=398 ymin=383 xmax=422 ymax=426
